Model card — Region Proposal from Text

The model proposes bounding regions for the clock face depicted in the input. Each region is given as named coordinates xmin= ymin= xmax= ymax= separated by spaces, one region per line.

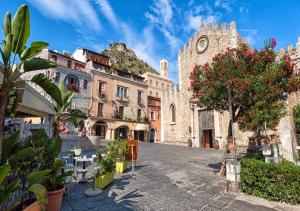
xmin=196 ymin=36 xmax=209 ymax=54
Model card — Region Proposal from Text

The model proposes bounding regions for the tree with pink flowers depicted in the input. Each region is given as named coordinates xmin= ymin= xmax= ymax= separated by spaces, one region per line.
xmin=189 ymin=40 xmax=300 ymax=141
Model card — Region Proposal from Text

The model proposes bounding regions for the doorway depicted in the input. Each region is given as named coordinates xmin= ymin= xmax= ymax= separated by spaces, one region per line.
xmin=202 ymin=129 xmax=213 ymax=148
xmin=149 ymin=128 xmax=156 ymax=143
xmin=134 ymin=131 xmax=145 ymax=141
xmin=115 ymin=126 xmax=128 ymax=140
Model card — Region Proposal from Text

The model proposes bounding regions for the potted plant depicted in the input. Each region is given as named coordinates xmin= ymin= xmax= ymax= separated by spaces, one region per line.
xmin=95 ymin=152 xmax=115 ymax=189
xmin=213 ymin=139 xmax=219 ymax=150
xmin=29 ymin=130 xmax=71 ymax=211
xmin=105 ymin=140 xmax=129 ymax=173
xmin=1 ymin=131 xmax=50 ymax=211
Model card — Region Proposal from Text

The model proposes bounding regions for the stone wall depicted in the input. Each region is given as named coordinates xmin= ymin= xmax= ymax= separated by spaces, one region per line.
xmin=161 ymin=21 xmax=249 ymax=148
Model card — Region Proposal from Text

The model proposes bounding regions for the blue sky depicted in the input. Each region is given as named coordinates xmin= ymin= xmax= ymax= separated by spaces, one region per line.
xmin=1 ymin=0 xmax=300 ymax=83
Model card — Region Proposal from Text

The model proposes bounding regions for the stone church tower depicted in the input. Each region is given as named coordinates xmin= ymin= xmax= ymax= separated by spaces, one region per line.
xmin=161 ymin=21 xmax=247 ymax=148
xmin=160 ymin=59 xmax=168 ymax=78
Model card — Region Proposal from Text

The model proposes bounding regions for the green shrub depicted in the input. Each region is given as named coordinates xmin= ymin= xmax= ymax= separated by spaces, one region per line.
xmin=95 ymin=152 xmax=114 ymax=176
xmin=105 ymin=140 xmax=128 ymax=162
xmin=241 ymin=157 xmax=300 ymax=204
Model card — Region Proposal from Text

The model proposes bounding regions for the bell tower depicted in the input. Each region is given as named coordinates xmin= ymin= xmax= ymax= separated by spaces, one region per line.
xmin=160 ymin=59 xmax=168 ymax=79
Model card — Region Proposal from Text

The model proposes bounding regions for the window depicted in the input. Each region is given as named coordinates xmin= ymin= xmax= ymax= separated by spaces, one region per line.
xmin=64 ymin=74 xmax=79 ymax=92
xmin=119 ymin=106 xmax=124 ymax=117
xmin=149 ymin=91 xmax=152 ymax=96
xmin=156 ymin=92 xmax=158 ymax=97
xmin=150 ymin=111 xmax=155 ymax=120
xmin=75 ymin=63 xmax=85 ymax=70
xmin=162 ymin=83 xmax=164 ymax=89
xmin=98 ymin=81 xmax=105 ymax=96
xmin=55 ymin=72 xmax=60 ymax=83
xmin=149 ymin=79 xmax=152 ymax=86
xmin=137 ymin=109 xmax=141 ymax=120
xmin=67 ymin=60 xmax=72 ymax=68
xmin=137 ymin=90 xmax=143 ymax=105
xmin=83 ymin=80 xmax=88 ymax=89
xmin=97 ymin=103 xmax=103 ymax=117
xmin=51 ymin=54 xmax=57 ymax=62
xmin=156 ymin=81 xmax=158 ymax=87
xmin=171 ymin=104 xmax=176 ymax=123
xmin=117 ymin=86 xmax=128 ymax=98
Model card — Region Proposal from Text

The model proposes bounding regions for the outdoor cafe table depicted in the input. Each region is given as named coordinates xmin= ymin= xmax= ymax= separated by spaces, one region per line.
xmin=74 ymin=157 xmax=92 ymax=183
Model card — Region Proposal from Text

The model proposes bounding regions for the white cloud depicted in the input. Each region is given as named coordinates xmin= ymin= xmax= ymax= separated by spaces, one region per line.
xmin=95 ymin=0 xmax=118 ymax=28
xmin=28 ymin=0 xmax=101 ymax=31
xmin=240 ymin=29 xmax=258 ymax=46
xmin=160 ymin=28 xmax=181 ymax=49
xmin=214 ymin=0 xmax=232 ymax=12
xmin=120 ymin=23 xmax=159 ymax=70
xmin=148 ymin=0 xmax=173 ymax=27
xmin=187 ymin=14 xmax=218 ymax=31
xmin=145 ymin=0 xmax=181 ymax=51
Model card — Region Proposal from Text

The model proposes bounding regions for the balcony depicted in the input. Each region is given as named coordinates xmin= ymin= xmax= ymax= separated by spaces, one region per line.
xmin=137 ymin=98 xmax=144 ymax=106
xmin=116 ymin=96 xmax=129 ymax=102
xmin=67 ymin=85 xmax=79 ymax=93
xmin=98 ymin=92 xmax=106 ymax=101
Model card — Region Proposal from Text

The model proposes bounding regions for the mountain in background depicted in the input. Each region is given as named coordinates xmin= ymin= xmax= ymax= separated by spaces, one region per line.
xmin=101 ymin=42 xmax=158 ymax=75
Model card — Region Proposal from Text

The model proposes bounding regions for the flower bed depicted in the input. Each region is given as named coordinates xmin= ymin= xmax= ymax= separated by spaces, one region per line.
xmin=241 ymin=157 xmax=300 ymax=205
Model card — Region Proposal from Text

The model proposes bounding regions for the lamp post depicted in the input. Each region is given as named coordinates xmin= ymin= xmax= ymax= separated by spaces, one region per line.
xmin=228 ymin=88 xmax=238 ymax=192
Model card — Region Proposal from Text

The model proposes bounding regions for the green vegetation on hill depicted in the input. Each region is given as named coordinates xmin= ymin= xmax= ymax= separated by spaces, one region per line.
xmin=101 ymin=42 xmax=158 ymax=75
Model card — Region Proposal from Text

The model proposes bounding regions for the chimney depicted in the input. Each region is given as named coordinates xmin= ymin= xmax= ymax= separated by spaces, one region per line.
xmin=160 ymin=59 xmax=168 ymax=79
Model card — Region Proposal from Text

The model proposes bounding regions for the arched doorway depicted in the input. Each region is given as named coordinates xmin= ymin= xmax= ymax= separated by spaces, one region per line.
xmin=115 ymin=126 xmax=128 ymax=140
xmin=149 ymin=128 xmax=156 ymax=143
xmin=93 ymin=121 xmax=106 ymax=139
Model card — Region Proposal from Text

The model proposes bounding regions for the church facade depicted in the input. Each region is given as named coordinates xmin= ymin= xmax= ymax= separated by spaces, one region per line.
xmin=161 ymin=21 xmax=300 ymax=162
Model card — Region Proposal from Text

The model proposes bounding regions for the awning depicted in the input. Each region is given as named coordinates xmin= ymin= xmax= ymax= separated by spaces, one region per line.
xmin=16 ymin=84 xmax=56 ymax=117
xmin=135 ymin=124 xmax=148 ymax=131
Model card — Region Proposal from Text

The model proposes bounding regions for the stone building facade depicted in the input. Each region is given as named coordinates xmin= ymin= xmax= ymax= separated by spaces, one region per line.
xmin=161 ymin=21 xmax=300 ymax=162
xmin=72 ymin=49 xmax=148 ymax=142
xmin=276 ymin=38 xmax=300 ymax=161
xmin=23 ymin=49 xmax=91 ymax=115
xmin=143 ymin=59 xmax=173 ymax=142
xmin=161 ymin=21 xmax=249 ymax=149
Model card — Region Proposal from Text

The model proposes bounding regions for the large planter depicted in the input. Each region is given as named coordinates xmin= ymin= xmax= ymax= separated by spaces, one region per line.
xmin=23 ymin=201 xmax=41 ymax=211
xmin=95 ymin=172 xmax=114 ymax=189
xmin=116 ymin=160 xmax=128 ymax=173
xmin=214 ymin=144 xmax=219 ymax=150
xmin=46 ymin=186 xmax=65 ymax=211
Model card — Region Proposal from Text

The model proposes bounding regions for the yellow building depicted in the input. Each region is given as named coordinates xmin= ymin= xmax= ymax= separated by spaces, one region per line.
xmin=73 ymin=49 xmax=148 ymax=141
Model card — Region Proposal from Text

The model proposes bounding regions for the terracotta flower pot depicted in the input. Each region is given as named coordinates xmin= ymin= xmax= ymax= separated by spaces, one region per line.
xmin=23 ymin=201 xmax=41 ymax=211
xmin=226 ymin=143 xmax=235 ymax=152
xmin=214 ymin=144 xmax=219 ymax=150
xmin=46 ymin=186 xmax=65 ymax=211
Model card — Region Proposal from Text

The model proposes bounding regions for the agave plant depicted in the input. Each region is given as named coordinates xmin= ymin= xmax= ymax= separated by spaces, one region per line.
xmin=52 ymin=81 xmax=87 ymax=137
xmin=0 ymin=4 xmax=62 ymax=157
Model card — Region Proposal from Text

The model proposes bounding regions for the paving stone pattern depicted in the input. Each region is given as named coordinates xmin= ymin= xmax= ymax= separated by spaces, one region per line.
xmin=62 ymin=142 xmax=282 ymax=211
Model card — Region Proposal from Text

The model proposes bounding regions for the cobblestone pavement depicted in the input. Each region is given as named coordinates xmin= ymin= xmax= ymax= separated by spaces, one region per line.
xmin=62 ymin=142 xmax=299 ymax=211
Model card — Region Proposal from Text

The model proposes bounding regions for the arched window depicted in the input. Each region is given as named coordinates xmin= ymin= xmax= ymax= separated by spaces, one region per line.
xmin=170 ymin=104 xmax=176 ymax=123
xmin=55 ymin=72 xmax=60 ymax=83
xmin=64 ymin=74 xmax=79 ymax=92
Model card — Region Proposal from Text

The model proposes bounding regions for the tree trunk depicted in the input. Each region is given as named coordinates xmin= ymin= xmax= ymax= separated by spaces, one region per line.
xmin=53 ymin=120 xmax=60 ymax=138
xmin=0 ymin=89 xmax=9 ymax=158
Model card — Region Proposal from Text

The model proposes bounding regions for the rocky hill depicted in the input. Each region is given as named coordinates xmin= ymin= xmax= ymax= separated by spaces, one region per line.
xmin=101 ymin=42 xmax=158 ymax=75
